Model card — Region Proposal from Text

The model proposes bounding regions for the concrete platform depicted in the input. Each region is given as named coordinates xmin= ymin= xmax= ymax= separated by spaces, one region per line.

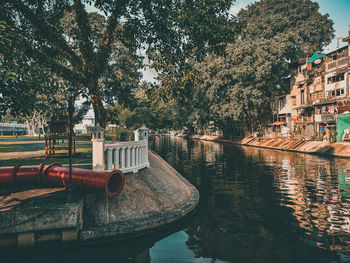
xmin=0 ymin=151 xmax=199 ymax=247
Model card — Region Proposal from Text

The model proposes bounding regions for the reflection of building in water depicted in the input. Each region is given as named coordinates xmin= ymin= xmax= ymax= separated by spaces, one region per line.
xmin=242 ymin=146 xmax=350 ymax=253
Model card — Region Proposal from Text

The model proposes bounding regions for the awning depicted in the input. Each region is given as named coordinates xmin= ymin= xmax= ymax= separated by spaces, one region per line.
xmin=307 ymin=52 xmax=325 ymax=64
xmin=269 ymin=121 xmax=286 ymax=126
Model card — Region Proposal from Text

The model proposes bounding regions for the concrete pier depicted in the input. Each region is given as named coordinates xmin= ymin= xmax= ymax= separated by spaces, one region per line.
xmin=0 ymin=151 xmax=199 ymax=247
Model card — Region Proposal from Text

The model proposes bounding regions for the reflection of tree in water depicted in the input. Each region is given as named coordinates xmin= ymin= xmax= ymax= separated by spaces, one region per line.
xmin=183 ymin=144 xmax=333 ymax=262
xmin=243 ymin=146 xmax=350 ymax=255
xmin=151 ymin=137 xmax=343 ymax=262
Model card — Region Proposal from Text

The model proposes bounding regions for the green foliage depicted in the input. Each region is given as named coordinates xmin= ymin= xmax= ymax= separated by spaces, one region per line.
xmin=2 ymin=0 xmax=236 ymax=128
xmin=194 ymin=0 xmax=334 ymax=136
xmin=239 ymin=0 xmax=334 ymax=57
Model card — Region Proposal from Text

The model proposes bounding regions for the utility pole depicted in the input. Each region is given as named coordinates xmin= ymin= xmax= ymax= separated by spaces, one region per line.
xmin=67 ymin=89 xmax=74 ymax=203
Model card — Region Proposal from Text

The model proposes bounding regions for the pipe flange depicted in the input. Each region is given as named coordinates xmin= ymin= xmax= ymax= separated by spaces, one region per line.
xmin=12 ymin=164 xmax=21 ymax=184
xmin=41 ymin=163 xmax=62 ymax=185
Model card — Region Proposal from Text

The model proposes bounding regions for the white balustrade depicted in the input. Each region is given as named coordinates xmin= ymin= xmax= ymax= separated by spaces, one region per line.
xmin=101 ymin=140 xmax=149 ymax=173
xmin=92 ymin=125 xmax=150 ymax=173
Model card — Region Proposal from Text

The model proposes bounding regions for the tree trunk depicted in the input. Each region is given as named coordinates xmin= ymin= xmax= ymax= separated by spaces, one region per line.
xmin=88 ymin=80 xmax=108 ymax=128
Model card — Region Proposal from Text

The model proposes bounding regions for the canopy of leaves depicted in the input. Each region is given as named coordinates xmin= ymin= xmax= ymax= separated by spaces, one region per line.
xmin=194 ymin=0 xmax=334 ymax=135
xmin=1 ymin=0 xmax=237 ymax=127
xmin=238 ymin=0 xmax=334 ymax=57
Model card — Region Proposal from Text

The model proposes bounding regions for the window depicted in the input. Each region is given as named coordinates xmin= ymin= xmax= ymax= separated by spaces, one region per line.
xmin=292 ymin=96 xmax=296 ymax=106
xmin=301 ymin=90 xmax=305 ymax=105
xmin=329 ymin=89 xmax=345 ymax=97
xmin=328 ymin=73 xmax=345 ymax=84
xmin=279 ymin=98 xmax=286 ymax=109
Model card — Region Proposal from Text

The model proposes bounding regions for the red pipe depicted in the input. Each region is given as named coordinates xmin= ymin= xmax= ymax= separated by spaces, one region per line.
xmin=0 ymin=164 xmax=125 ymax=197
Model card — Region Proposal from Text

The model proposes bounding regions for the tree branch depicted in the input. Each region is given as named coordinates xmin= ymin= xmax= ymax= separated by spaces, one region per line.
xmin=95 ymin=0 xmax=130 ymax=77
xmin=11 ymin=0 xmax=83 ymax=71
xmin=17 ymin=37 xmax=85 ymax=86
xmin=73 ymin=0 xmax=96 ymax=76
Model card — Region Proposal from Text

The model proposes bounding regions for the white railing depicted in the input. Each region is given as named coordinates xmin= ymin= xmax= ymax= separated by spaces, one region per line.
xmin=103 ymin=139 xmax=149 ymax=173
xmin=92 ymin=125 xmax=150 ymax=174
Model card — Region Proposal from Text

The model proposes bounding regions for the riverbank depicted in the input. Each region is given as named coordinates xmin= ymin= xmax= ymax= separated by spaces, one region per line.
xmin=0 ymin=151 xmax=199 ymax=247
xmin=176 ymin=134 xmax=350 ymax=158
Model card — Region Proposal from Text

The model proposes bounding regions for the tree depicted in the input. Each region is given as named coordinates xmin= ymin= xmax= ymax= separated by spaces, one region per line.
xmin=238 ymin=0 xmax=334 ymax=57
xmin=148 ymin=0 xmax=237 ymax=130
xmin=2 ymin=0 xmax=237 ymax=128
xmin=195 ymin=0 xmax=334 ymax=136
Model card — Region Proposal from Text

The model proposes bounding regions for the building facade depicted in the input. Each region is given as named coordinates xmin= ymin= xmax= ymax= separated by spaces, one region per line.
xmin=270 ymin=30 xmax=350 ymax=141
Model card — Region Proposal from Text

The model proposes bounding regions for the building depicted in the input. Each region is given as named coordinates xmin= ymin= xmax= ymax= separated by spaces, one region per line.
xmin=0 ymin=122 xmax=27 ymax=136
xmin=272 ymin=30 xmax=350 ymax=141
xmin=270 ymin=93 xmax=292 ymax=137
xmin=288 ymin=56 xmax=327 ymax=139
xmin=74 ymin=115 xmax=95 ymax=134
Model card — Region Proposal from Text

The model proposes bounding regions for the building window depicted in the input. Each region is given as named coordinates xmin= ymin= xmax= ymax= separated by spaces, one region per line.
xmin=328 ymin=73 xmax=345 ymax=84
xmin=292 ymin=96 xmax=296 ymax=106
xmin=279 ymin=98 xmax=286 ymax=109
xmin=301 ymin=90 xmax=305 ymax=105
xmin=328 ymin=88 xmax=345 ymax=97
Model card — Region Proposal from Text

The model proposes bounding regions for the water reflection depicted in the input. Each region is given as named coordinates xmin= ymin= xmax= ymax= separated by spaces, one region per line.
xmin=3 ymin=136 xmax=350 ymax=263
xmin=151 ymin=136 xmax=350 ymax=262
xmin=242 ymin=146 xmax=350 ymax=254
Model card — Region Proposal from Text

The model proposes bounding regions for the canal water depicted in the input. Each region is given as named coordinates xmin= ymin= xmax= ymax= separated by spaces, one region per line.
xmin=4 ymin=135 xmax=350 ymax=262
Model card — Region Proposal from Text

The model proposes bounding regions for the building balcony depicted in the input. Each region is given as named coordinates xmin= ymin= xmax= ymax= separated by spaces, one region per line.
xmin=296 ymin=116 xmax=313 ymax=124
xmin=310 ymin=91 xmax=325 ymax=104
xmin=326 ymin=56 xmax=349 ymax=72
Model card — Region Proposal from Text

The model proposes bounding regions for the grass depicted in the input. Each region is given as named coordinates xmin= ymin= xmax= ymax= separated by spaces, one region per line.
xmin=1 ymin=133 xmax=117 ymax=142
xmin=0 ymin=156 xmax=91 ymax=167
xmin=0 ymin=143 xmax=92 ymax=167
xmin=0 ymin=135 xmax=43 ymax=141
xmin=0 ymin=144 xmax=24 ymax=153
xmin=0 ymin=143 xmax=91 ymax=155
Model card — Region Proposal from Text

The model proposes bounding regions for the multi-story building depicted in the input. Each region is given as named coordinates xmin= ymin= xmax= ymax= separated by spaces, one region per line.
xmin=289 ymin=58 xmax=326 ymax=138
xmin=270 ymin=93 xmax=292 ymax=137
xmin=271 ymin=30 xmax=350 ymax=141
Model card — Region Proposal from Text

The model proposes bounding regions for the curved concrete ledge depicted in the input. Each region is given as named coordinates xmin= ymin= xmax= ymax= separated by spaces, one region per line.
xmin=80 ymin=150 xmax=199 ymax=241
xmin=0 ymin=151 xmax=199 ymax=247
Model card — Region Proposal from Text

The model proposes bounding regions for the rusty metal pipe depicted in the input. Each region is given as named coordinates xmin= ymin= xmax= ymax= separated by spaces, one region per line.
xmin=0 ymin=164 xmax=125 ymax=197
